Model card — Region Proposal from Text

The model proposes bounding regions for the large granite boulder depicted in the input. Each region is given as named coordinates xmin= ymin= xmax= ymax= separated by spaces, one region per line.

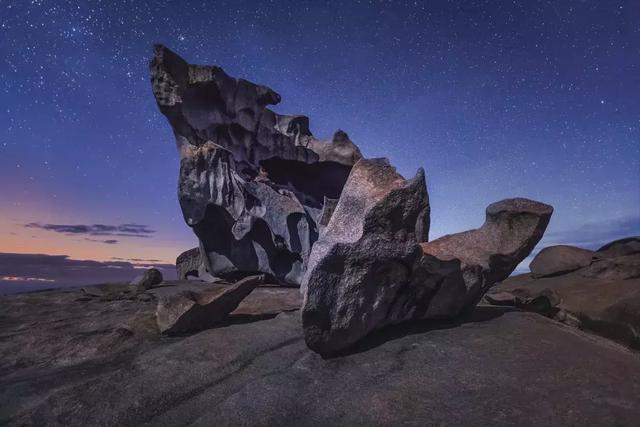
xmin=303 ymin=172 xmax=552 ymax=354
xmin=421 ymin=198 xmax=553 ymax=309
xmin=302 ymin=158 xmax=432 ymax=354
xmin=529 ymin=245 xmax=598 ymax=278
xmin=150 ymin=45 xmax=362 ymax=286
xmin=597 ymin=236 xmax=640 ymax=258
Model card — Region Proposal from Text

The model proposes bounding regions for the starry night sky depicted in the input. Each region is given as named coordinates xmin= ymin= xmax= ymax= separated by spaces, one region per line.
xmin=1 ymin=0 xmax=639 ymax=291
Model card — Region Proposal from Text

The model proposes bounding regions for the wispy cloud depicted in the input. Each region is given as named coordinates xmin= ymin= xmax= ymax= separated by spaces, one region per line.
xmin=542 ymin=214 xmax=640 ymax=250
xmin=84 ymin=238 xmax=119 ymax=244
xmin=111 ymin=257 xmax=164 ymax=263
xmin=24 ymin=223 xmax=155 ymax=238
xmin=511 ymin=214 xmax=640 ymax=276
xmin=0 ymin=252 xmax=176 ymax=294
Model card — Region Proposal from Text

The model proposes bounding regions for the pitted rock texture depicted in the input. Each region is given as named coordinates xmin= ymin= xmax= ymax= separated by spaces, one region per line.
xmin=175 ymin=247 xmax=203 ymax=280
xmin=150 ymin=45 xmax=362 ymax=286
xmin=421 ymin=198 xmax=553 ymax=309
xmin=303 ymin=167 xmax=552 ymax=354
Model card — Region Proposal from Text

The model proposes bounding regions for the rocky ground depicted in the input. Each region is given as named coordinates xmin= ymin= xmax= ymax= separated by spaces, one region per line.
xmin=2 ymin=280 xmax=640 ymax=426
xmin=488 ymin=239 xmax=640 ymax=350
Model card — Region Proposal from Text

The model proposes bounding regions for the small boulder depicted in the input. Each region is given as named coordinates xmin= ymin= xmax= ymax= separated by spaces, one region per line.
xmin=302 ymin=158 xmax=553 ymax=354
xmin=529 ymin=245 xmax=598 ymax=278
xmin=132 ymin=268 xmax=163 ymax=291
xmin=484 ymin=291 xmax=518 ymax=306
xmin=176 ymin=247 xmax=203 ymax=280
xmin=156 ymin=274 xmax=265 ymax=335
xmin=597 ymin=237 xmax=640 ymax=258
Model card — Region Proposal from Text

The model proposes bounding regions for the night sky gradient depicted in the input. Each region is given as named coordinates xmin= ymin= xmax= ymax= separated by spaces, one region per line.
xmin=1 ymin=0 xmax=639 ymax=291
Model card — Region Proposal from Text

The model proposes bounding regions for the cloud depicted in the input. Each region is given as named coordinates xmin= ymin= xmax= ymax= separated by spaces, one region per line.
xmin=509 ymin=214 xmax=640 ymax=276
xmin=542 ymin=214 xmax=640 ymax=250
xmin=111 ymin=257 xmax=164 ymax=263
xmin=0 ymin=252 xmax=176 ymax=294
xmin=85 ymin=238 xmax=119 ymax=244
xmin=24 ymin=223 xmax=156 ymax=238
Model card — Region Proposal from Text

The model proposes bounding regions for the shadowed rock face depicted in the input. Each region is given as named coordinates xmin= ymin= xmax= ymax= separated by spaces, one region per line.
xmin=150 ymin=45 xmax=362 ymax=285
xmin=422 ymin=198 xmax=554 ymax=308
xmin=156 ymin=275 xmax=266 ymax=334
xmin=302 ymin=158 xmax=434 ymax=354
xmin=303 ymin=165 xmax=552 ymax=354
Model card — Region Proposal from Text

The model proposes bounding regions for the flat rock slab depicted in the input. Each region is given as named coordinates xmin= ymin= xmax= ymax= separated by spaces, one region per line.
xmin=1 ymin=287 xmax=640 ymax=425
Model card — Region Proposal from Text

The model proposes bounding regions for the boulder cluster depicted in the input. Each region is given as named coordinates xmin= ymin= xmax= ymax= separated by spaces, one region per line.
xmin=150 ymin=45 xmax=553 ymax=353
xmin=487 ymin=236 xmax=640 ymax=348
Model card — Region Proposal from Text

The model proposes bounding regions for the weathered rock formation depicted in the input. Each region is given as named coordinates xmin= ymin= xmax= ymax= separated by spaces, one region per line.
xmin=529 ymin=245 xmax=598 ymax=278
xmin=302 ymin=159 xmax=552 ymax=354
xmin=597 ymin=236 xmax=640 ymax=258
xmin=488 ymin=238 xmax=640 ymax=349
xmin=421 ymin=198 xmax=553 ymax=308
xmin=156 ymin=275 xmax=265 ymax=334
xmin=131 ymin=268 xmax=163 ymax=291
xmin=150 ymin=45 xmax=362 ymax=285
xmin=175 ymin=247 xmax=205 ymax=280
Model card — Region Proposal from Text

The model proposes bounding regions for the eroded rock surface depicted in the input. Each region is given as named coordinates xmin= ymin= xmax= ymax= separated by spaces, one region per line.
xmin=529 ymin=245 xmax=598 ymax=278
xmin=421 ymin=198 xmax=553 ymax=308
xmin=155 ymin=275 xmax=266 ymax=334
xmin=303 ymin=174 xmax=552 ymax=354
xmin=489 ymin=240 xmax=640 ymax=349
xmin=150 ymin=45 xmax=362 ymax=285
xmin=2 ymin=285 xmax=640 ymax=426
xmin=175 ymin=247 xmax=203 ymax=280
xmin=597 ymin=236 xmax=640 ymax=258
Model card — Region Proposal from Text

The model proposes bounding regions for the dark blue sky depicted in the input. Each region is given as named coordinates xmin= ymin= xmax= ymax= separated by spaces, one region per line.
xmin=1 ymin=0 xmax=638 ymax=286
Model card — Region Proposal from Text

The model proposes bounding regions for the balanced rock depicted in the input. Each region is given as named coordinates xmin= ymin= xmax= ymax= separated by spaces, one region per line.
xmin=150 ymin=45 xmax=362 ymax=286
xmin=132 ymin=268 xmax=163 ymax=291
xmin=156 ymin=275 xmax=265 ymax=335
xmin=422 ymin=198 xmax=553 ymax=309
xmin=597 ymin=237 xmax=640 ymax=258
xmin=302 ymin=161 xmax=553 ymax=354
xmin=529 ymin=245 xmax=598 ymax=278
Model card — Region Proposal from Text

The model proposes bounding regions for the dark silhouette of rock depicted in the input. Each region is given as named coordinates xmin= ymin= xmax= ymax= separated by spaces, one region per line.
xmin=176 ymin=247 xmax=204 ymax=280
xmin=422 ymin=198 xmax=553 ymax=309
xmin=156 ymin=275 xmax=265 ymax=334
xmin=132 ymin=268 xmax=163 ymax=291
xmin=150 ymin=45 xmax=362 ymax=286
xmin=597 ymin=236 xmax=640 ymax=258
xmin=529 ymin=245 xmax=598 ymax=278
xmin=3 ymin=286 xmax=640 ymax=425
